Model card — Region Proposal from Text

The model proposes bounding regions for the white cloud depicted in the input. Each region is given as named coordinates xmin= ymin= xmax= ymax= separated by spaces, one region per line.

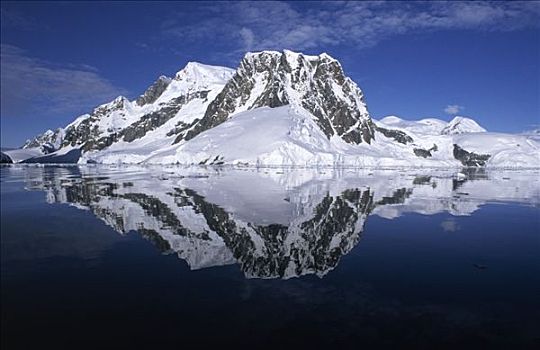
xmin=161 ymin=1 xmax=540 ymax=53
xmin=1 ymin=44 xmax=127 ymax=119
xmin=444 ymin=104 xmax=465 ymax=115
xmin=239 ymin=27 xmax=255 ymax=51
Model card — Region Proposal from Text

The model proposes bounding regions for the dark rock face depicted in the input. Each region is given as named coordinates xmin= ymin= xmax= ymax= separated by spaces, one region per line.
xmin=376 ymin=188 xmax=413 ymax=206
xmin=60 ymin=89 xmax=211 ymax=152
xmin=123 ymin=91 xmax=209 ymax=143
xmin=0 ymin=152 xmax=13 ymax=163
xmin=376 ymin=126 xmax=414 ymax=144
xmin=120 ymin=192 xmax=210 ymax=240
xmin=62 ymin=97 xmax=128 ymax=151
xmin=168 ymin=120 xmax=198 ymax=140
xmin=136 ymin=76 xmax=172 ymax=106
xmin=413 ymin=176 xmax=432 ymax=185
xmin=453 ymin=144 xmax=490 ymax=166
xmin=40 ymin=143 xmax=56 ymax=154
xmin=137 ymin=228 xmax=172 ymax=252
xmin=180 ymin=50 xmax=375 ymax=144
xmin=413 ymin=148 xmax=432 ymax=158
xmin=413 ymin=144 xmax=438 ymax=158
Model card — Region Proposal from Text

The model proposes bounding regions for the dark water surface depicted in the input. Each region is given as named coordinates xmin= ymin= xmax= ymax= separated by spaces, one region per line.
xmin=1 ymin=165 xmax=539 ymax=349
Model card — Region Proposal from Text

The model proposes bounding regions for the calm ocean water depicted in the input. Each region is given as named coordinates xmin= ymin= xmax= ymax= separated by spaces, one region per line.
xmin=1 ymin=165 xmax=539 ymax=348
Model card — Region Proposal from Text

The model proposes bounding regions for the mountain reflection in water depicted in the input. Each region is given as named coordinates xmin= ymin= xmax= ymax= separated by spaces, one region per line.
xmin=14 ymin=165 xmax=540 ymax=279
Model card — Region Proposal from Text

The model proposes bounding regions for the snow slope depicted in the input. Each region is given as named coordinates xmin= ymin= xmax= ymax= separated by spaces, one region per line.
xmin=147 ymin=105 xmax=339 ymax=165
xmin=145 ymin=105 xmax=540 ymax=168
xmin=146 ymin=105 xmax=446 ymax=167
xmin=4 ymin=148 xmax=44 ymax=163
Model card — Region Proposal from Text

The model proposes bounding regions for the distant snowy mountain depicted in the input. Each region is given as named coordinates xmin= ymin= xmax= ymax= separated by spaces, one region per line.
xmin=374 ymin=116 xmax=538 ymax=168
xmin=23 ymin=128 xmax=65 ymax=153
xmin=7 ymin=50 xmax=540 ymax=168
xmin=377 ymin=116 xmax=448 ymax=136
xmin=377 ymin=115 xmax=486 ymax=136
xmin=441 ymin=116 xmax=486 ymax=135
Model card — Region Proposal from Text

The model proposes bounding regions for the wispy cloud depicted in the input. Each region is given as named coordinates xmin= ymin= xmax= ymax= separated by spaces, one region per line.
xmin=0 ymin=8 xmax=41 ymax=31
xmin=0 ymin=44 xmax=128 ymax=120
xmin=160 ymin=1 xmax=540 ymax=54
xmin=444 ymin=104 xmax=465 ymax=115
xmin=239 ymin=27 xmax=256 ymax=51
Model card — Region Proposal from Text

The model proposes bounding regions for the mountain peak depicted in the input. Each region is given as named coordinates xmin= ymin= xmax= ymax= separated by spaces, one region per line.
xmin=244 ymin=49 xmax=338 ymax=63
xmin=244 ymin=50 xmax=281 ymax=58
xmin=136 ymin=75 xmax=172 ymax=106
xmin=180 ymin=50 xmax=374 ymax=144
xmin=174 ymin=61 xmax=234 ymax=83
xmin=442 ymin=116 xmax=486 ymax=135
xmin=96 ymin=95 xmax=129 ymax=112
xmin=318 ymin=52 xmax=336 ymax=61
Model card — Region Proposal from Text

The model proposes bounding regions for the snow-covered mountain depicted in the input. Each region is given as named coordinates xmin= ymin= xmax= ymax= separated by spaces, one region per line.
xmin=441 ymin=116 xmax=486 ymax=135
xmin=19 ymin=166 xmax=540 ymax=278
xmin=22 ymin=128 xmax=65 ymax=153
xmin=16 ymin=62 xmax=234 ymax=164
xmin=7 ymin=50 xmax=540 ymax=168
xmin=178 ymin=50 xmax=374 ymax=144
xmin=373 ymin=116 xmax=538 ymax=168
xmin=377 ymin=115 xmax=485 ymax=136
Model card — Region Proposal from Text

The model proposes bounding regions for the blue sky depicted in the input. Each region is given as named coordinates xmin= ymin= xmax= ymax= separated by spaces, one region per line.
xmin=1 ymin=1 xmax=539 ymax=147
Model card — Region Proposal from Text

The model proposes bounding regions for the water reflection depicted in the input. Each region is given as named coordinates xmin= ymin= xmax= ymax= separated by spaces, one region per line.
xmin=8 ymin=165 xmax=540 ymax=279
